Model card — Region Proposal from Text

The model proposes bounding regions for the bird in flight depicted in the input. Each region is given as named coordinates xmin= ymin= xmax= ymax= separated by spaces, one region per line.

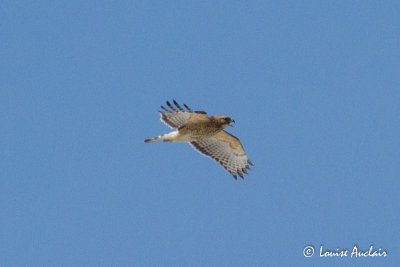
xmin=144 ymin=100 xmax=253 ymax=179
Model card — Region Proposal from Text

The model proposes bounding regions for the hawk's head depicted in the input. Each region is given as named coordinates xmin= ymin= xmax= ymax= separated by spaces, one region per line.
xmin=213 ymin=116 xmax=235 ymax=128
xmin=223 ymin=116 xmax=235 ymax=125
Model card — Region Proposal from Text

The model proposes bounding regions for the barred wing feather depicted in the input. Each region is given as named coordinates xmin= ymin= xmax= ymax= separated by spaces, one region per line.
xmin=191 ymin=131 xmax=253 ymax=179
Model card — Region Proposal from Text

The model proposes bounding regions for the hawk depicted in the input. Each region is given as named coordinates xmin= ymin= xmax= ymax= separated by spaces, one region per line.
xmin=144 ymin=100 xmax=253 ymax=179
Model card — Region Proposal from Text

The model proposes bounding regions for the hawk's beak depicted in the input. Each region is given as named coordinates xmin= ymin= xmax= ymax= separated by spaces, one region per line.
xmin=230 ymin=119 xmax=235 ymax=127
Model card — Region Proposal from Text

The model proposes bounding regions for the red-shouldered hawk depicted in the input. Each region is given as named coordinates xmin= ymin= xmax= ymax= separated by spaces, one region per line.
xmin=144 ymin=100 xmax=253 ymax=179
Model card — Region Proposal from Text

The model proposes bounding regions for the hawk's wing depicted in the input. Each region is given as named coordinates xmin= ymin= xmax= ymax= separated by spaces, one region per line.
xmin=159 ymin=100 xmax=208 ymax=129
xmin=191 ymin=131 xmax=253 ymax=179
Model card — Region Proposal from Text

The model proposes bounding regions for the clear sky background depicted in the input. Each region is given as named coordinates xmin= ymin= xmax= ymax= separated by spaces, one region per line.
xmin=1 ymin=1 xmax=399 ymax=266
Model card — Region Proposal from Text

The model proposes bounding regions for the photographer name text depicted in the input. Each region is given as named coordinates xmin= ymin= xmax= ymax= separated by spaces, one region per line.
xmin=303 ymin=245 xmax=387 ymax=258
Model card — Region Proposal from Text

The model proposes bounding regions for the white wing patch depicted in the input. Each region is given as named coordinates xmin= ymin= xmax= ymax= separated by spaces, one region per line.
xmin=191 ymin=137 xmax=253 ymax=179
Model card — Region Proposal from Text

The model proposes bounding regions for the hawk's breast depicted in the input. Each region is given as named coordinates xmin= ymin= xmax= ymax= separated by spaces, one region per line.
xmin=178 ymin=123 xmax=223 ymax=141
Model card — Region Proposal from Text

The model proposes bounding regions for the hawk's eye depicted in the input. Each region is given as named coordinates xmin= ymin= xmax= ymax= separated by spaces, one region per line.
xmin=225 ymin=117 xmax=231 ymax=122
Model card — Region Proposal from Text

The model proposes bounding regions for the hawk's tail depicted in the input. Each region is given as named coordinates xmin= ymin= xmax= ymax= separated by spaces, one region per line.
xmin=144 ymin=131 xmax=179 ymax=143
xmin=144 ymin=136 xmax=162 ymax=143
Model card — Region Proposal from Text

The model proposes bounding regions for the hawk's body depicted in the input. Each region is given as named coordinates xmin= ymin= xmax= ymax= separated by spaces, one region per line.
xmin=144 ymin=100 xmax=253 ymax=179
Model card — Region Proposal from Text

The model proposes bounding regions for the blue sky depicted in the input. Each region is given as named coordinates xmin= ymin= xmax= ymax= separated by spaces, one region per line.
xmin=1 ymin=1 xmax=399 ymax=266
